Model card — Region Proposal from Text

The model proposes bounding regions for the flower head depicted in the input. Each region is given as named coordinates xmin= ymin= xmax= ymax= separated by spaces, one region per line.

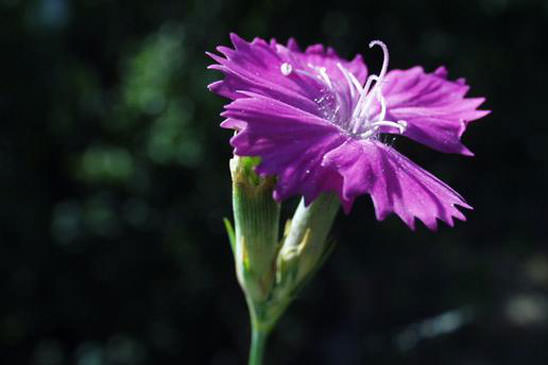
xmin=208 ymin=34 xmax=489 ymax=230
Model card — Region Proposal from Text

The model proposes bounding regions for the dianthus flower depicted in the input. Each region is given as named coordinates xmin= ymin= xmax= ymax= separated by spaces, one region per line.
xmin=208 ymin=34 xmax=489 ymax=229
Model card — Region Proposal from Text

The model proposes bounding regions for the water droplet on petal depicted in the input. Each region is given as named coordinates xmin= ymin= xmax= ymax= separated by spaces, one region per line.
xmin=280 ymin=62 xmax=293 ymax=76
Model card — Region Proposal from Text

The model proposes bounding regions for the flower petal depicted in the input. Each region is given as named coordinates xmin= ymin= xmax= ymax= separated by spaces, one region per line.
xmin=376 ymin=66 xmax=489 ymax=155
xmin=321 ymin=139 xmax=471 ymax=230
xmin=301 ymin=43 xmax=367 ymax=84
xmin=221 ymin=92 xmax=347 ymax=204
xmin=207 ymin=33 xmax=367 ymax=118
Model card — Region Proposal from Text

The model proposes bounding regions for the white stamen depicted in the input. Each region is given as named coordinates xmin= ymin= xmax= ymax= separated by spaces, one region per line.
xmin=295 ymin=69 xmax=314 ymax=78
xmin=362 ymin=74 xmax=379 ymax=97
xmin=295 ymin=66 xmax=334 ymax=90
xmin=358 ymin=120 xmax=407 ymax=139
xmin=280 ymin=62 xmax=293 ymax=76
xmin=369 ymin=40 xmax=389 ymax=81
xmin=360 ymin=129 xmax=377 ymax=139
xmin=353 ymin=75 xmax=378 ymax=125
xmin=355 ymin=41 xmax=389 ymax=120
xmin=336 ymin=63 xmax=363 ymax=95
xmin=376 ymin=89 xmax=387 ymax=123
xmin=336 ymin=63 xmax=359 ymax=98
xmin=369 ymin=120 xmax=408 ymax=134
xmin=279 ymin=45 xmax=403 ymax=141
xmin=345 ymin=39 xmax=398 ymax=139
xmin=317 ymin=67 xmax=333 ymax=89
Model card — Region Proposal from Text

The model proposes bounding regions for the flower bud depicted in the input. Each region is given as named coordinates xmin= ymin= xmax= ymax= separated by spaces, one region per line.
xmin=277 ymin=194 xmax=339 ymax=290
xmin=228 ymin=156 xmax=280 ymax=302
xmin=225 ymin=158 xmax=339 ymax=332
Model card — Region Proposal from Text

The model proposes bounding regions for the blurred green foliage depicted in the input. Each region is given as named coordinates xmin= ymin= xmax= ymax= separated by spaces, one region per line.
xmin=1 ymin=0 xmax=548 ymax=364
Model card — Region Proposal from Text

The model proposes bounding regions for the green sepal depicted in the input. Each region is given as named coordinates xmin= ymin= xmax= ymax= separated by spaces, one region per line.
xmin=238 ymin=156 xmax=262 ymax=186
xmin=291 ymin=238 xmax=337 ymax=296
xmin=230 ymin=156 xmax=281 ymax=302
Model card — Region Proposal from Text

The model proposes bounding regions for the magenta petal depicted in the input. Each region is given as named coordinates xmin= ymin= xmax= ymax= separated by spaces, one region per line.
xmin=299 ymin=44 xmax=367 ymax=84
xmin=222 ymin=93 xmax=347 ymax=203
xmin=322 ymin=140 xmax=471 ymax=230
xmin=286 ymin=38 xmax=300 ymax=51
xmin=207 ymin=33 xmax=368 ymax=115
xmin=377 ymin=66 xmax=489 ymax=155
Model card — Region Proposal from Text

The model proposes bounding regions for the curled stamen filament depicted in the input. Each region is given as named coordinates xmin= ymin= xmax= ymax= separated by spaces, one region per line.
xmin=344 ymin=39 xmax=398 ymax=138
xmin=354 ymin=41 xmax=389 ymax=116
xmin=359 ymin=120 xmax=407 ymax=139
xmin=369 ymin=40 xmax=389 ymax=81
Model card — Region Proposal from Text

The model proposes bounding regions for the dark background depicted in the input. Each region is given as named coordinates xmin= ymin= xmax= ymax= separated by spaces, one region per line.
xmin=1 ymin=0 xmax=548 ymax=364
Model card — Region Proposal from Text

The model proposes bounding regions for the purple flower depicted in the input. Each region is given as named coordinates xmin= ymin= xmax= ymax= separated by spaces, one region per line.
xmin=207 ymin=34 xmax=489 ymax=230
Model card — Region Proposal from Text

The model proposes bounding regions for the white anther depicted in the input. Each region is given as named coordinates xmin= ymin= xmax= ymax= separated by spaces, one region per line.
xmin=280 ymin=62 xmax=293 ymax=76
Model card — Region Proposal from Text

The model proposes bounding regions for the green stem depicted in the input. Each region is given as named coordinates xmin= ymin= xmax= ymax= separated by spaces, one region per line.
xmin=248 ymin=324 xmax=269 ymax=365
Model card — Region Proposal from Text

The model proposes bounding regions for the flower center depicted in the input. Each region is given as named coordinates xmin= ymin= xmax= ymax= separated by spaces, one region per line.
xmin=336 ymin=40 xmax=408 ymax=139
xmin=279 ymin=40 xmax=407 ymax=140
